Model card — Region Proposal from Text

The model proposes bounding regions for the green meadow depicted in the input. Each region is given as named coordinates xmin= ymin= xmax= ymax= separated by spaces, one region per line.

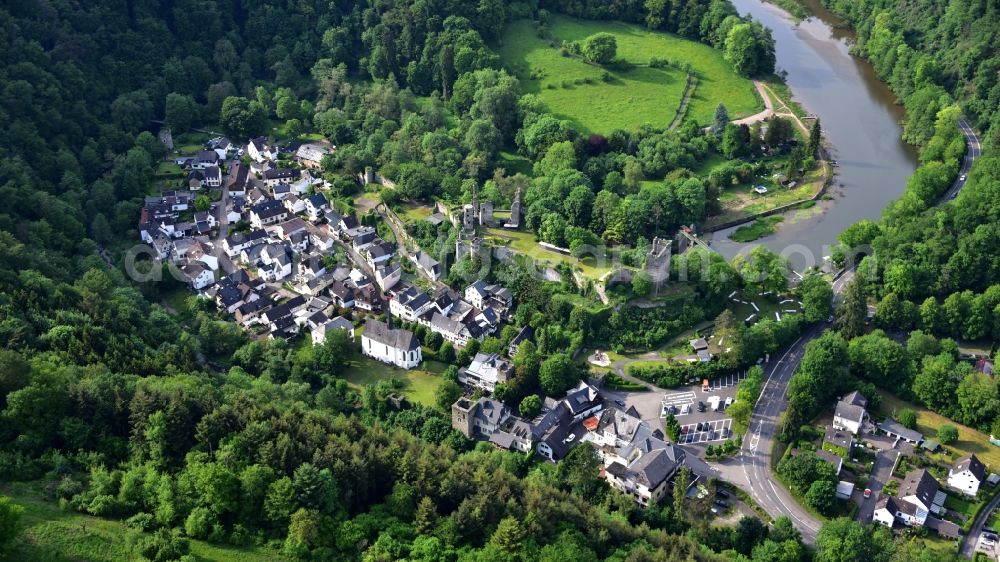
xmin=499 ymin=16 xmax=761 ymax=134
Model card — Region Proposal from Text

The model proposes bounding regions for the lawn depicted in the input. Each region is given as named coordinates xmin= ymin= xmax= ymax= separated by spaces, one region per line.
xmin=498 ymin=151 xmax=533 ymax=176
xmin=155 ymin=161 xmax=184 ymax=177
xmin=2 ymin=481 xmax=287 ymax=562
xmin=547 ymin=16 xmax=761 ymax=125
xmin=499 ymin=16 xmax=760 ymax=134
xmin=484 ymin=227 xmax=613 ymax=280
xmin=340 ymin=352 xmax=448 ymax=407
xmin=729 ymin=216 xmax=784 ymax=242
xmin=879 ymin=393 xmax=1000 ymax=471
xmin=500 ymin=19 xmax=686 ymax=133
xmin=398 ymin=202 xmax=435 ymax=223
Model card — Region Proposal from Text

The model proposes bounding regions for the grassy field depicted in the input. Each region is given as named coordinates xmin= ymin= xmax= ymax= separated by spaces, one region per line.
xmin=499 ymin=16 xmax=760 ymax=133
xmin=729 ymin=216 xmax=784 ymax=242
xmin=340 ymin=352 xmax=448 ymax=407
xmin=484 ymin=227 xmax=612 ymax=279
xmin=499 ymin=151 xmax=533 ymax=176
xmin=2 ymin=481 xmax=287 ymax=562
xmin=880 ymin=393 xmax=1000 ymax=471
xmin=399 ymin=202 xmax=435 ymax=223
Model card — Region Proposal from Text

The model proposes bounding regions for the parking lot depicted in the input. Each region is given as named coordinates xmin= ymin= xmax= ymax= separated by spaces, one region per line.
xmin=706 ymin=371 xmax=747 ymax=390
xmin=680 ymin=419 xmax=733 ymax=443
xmin=600 ymin=369 xmax=745 ymax=451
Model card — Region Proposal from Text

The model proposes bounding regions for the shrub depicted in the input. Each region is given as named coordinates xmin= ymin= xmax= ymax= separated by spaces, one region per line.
xmin=649 ymin=57 xmax=668 ymax=68
xmin=938 ymin=424 xmax=958 ymax=445
xmin=898 ymin=408 xmax=917 ymax=429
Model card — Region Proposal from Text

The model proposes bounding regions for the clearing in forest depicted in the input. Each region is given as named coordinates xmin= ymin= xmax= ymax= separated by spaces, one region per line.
xmin=499 ymin=15 xmax=761 ymax=134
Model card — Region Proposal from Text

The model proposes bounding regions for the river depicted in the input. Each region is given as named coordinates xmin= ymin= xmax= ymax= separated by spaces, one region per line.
xmin=708 ymin=0 xmax=918 ymax=270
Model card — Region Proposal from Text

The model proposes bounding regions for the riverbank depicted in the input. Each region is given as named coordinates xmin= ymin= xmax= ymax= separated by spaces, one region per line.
xmin=704 ymin=81 xmax=834 ymax=233
xmin=710 ymin=0 xmax=917 ymax=264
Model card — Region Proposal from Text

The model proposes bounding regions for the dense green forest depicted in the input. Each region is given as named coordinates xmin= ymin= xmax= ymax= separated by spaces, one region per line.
xmin=0 ymin=0 xmax=794 ymax=560
xmin=2 ymin=0 xmax=993 ymax=558
xmin=772 ymin=0 xmax=1000 ymax=442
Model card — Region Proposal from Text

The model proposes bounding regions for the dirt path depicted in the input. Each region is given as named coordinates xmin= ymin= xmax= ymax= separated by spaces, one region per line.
xmin=668 ymin=74 xmax=697 ymax=130
xmin=731 ymin=81 xmax=775 ymax=126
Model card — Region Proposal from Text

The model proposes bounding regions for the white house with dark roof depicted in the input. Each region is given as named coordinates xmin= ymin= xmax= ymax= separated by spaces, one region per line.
xmin=411 ymin=251 xmax=441 ymax=281
xmin=250 ymin=200 xmax=289 ymax=229
xmin=458 ymin=352 xmax=513 ymax=392
xmin=873 ymin=468 xmax=943 ymax=528
xmin=191 ymin=150 xmax=220 ymax=170
xmin=312 ymin=316 xmax=354 ymax=346
xmin=604 ymin=445 xmax=685 ymax=507
xmin=390 ymin=286 xmax=433 ymax=322
xmin=376 ymin=263 xmax=401 ymax=292
xmin=180 ymin=262 xmax=214 ymax=290
xmin=263 ymin=168 xmax=301 ymax=188
xmin=304 ymin=194 xmax=328 ymax=222
xmin=247 ymin=136 xmax=277 ymax=163
xmin=948 ymin=454 xmax=986 ymax=497
xmin=585 ymin=405 xmax=684 ymax=506
xmin=464 ymin=280 xmax=513 ymax=313
xmin=361 ymin=319 xmax=421 ymax=369
xmin=833 ymin=391 xmax=867 ymax=435
xmin=365 ymin=241 xmax=395 ymax=269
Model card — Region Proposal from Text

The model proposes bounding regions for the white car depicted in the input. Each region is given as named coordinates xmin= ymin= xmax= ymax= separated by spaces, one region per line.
xmin=960 ymin=174 xmax=967 ymax=181
xmin=563 ymin=433 xmax=576 ymax=444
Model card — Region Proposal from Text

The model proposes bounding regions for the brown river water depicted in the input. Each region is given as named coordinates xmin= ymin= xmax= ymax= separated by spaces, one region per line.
xmin=708 ymin=0 xmax=919 ymax=269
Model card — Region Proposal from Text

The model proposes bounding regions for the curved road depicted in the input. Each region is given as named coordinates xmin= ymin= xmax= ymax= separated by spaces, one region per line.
xmin=725 ymin=120 xmax=979 ymax=544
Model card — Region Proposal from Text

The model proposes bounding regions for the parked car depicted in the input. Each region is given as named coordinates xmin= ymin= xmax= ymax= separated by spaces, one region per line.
xmin=960 ymin=174 xmax=967 ymax=181
xmin=615 ymin=399 xmax=625 ymax=407
xmin=696 ymin=422 xmax=703 ymax=431
xmin=715 ymin=489 xmax=730 ymax=499
xmin=863 ymin=488 xmax=872 ymax=498
xmin=714 ymin=499 xmax=729 ymax=507
xmin=697 ymin=401 xmax=706 ymax=412
xmin=724 ymin=397 xmax=733 ymax=408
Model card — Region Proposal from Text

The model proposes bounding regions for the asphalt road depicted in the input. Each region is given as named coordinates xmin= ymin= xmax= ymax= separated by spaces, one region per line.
xmin=728 ymin=119 xmax=980 ymax=544
xmin=730 ymin=324 xmax=825 ymax=543
xmin=855 ymin=448 xmax=900 ymax=523
xmin=962 ymin=490 xmax=1000 ymax=558
xmin=939 ymin=119 xmax=980 ymax=203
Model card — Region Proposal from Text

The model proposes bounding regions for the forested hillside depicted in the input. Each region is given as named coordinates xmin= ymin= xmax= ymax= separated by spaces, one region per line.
xmin=0 ymin=1 xmax=796 ymax=560
xmin=769 ymin=0 xmax=1000 ymax=451
xmin=819 ymin=0 xmax=1000 ymax=150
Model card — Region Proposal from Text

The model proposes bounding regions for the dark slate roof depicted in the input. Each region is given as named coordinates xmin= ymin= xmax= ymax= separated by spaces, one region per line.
xmin=564 ymin=383 xmax=600 ymax=416
xmin=834 ymin=400 xmax=866 ymax=426
xmin=824 ymin=427 xmax=853 ymax=449
xmin=263 ymin=168 xmax=301 ymax=180
xmin=415 ymin=250 xmax=440 ymax=273
xmin=306 ymin=194 xmax=327 ymax=208
xmin=340 ymin=215 xmax=359 ymax=230
xmin=879 ymin=418 xmax=923 ymax=442
xmin=473 ymin=398 xmax=508 ymax=426
xmin=900 ymin=469 xmax=940 ymax=508
xmin=953 ymin=454 xmax=987 ymax=482
xmin=630 ymin=446 xmax=684 ymax=488
xmin=366 ymin=241 xmax=395 ymax=259
xmin=197 ymin=150 xmax=219 ymax=163
xmin=510 ymin=326 xmax=534 ymax=347
xmin=877 ymin=495 xmax=917 ymax=518
xmin=842 ymin=390 xmax=868 ymax=408
xmin=363 ymin=319 xmax=419 ymax=351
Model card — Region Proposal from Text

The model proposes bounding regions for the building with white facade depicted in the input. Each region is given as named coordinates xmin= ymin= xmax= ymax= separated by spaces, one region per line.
xmin=458 ymin=352 xmax=513 ymax=392
xmin=948 ymin=454 xmax=986 ymax=497
xmin=361 ymin=319 xmax=421 ymax=369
